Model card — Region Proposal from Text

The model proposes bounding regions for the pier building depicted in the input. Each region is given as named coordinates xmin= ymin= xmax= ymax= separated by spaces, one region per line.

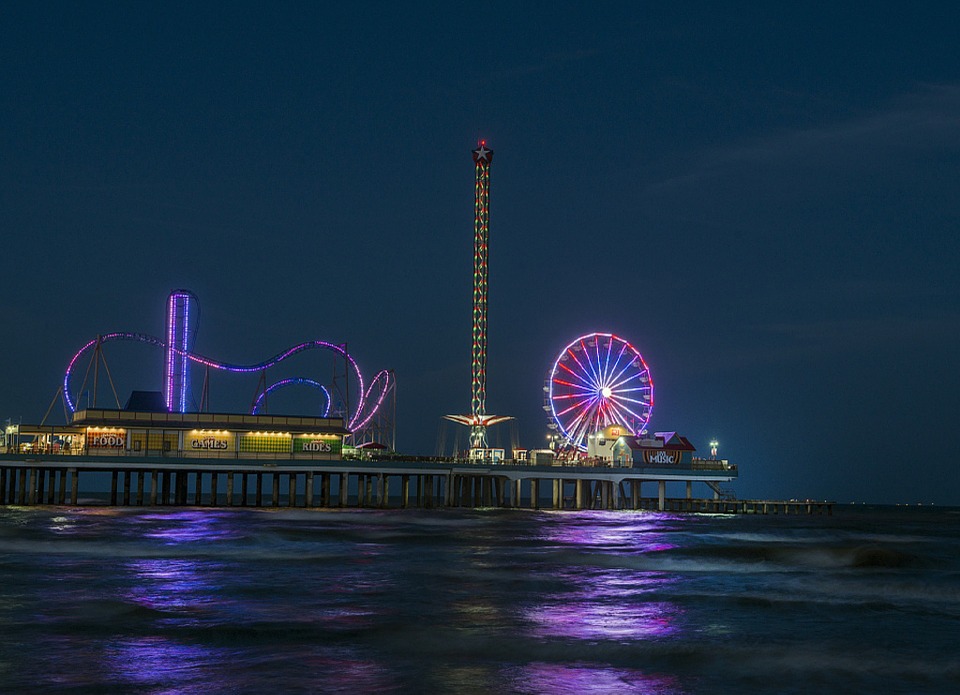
xmin=0 ymin=416 xmax=827 ymax=515
xmin=6 ymin=408 xmax=347 ymax=460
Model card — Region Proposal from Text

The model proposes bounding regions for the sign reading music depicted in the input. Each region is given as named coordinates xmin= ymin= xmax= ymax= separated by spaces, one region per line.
xmin=643 ymin=449 xmax=678 ymax=465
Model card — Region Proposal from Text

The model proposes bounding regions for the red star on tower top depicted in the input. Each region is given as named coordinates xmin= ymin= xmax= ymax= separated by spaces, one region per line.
xmin=472 ymin=143 xmax=493 ymax=163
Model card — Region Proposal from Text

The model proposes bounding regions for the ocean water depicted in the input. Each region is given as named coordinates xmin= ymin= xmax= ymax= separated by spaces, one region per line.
xmin=0 ymin=505 xmax=957 ymax=694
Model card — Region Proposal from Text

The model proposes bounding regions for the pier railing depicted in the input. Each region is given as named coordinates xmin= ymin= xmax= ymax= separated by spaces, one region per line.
xmin=0 ymin=446 xmax=738 ymax=475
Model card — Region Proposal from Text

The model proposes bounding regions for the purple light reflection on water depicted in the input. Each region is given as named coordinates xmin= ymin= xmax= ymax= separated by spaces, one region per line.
xmin=99 ymin=638 xmax=400 ymax=694
xmin=124 ymin=557 xmax=221 ymax=616
xmin=137 ymin=509 xmax=250 ymax=545
xmin=521 ymin=511 xmax=686 ymax=643
xmin=103 ymin=638 xmax=228 ymax=693
xmin=536 ymin=510 xmax=683 ymax=554
xmin=525 ymin=599 xmax=679 ymax=641
xmin=509 ymin=661 xmax=686 ymax=695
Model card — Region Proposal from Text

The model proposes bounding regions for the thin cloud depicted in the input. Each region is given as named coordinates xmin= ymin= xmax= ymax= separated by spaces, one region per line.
xmin=643 ymin=84 xmax=960 ymax=196
xmin=485 ymin=48 xmax=599 ymax=83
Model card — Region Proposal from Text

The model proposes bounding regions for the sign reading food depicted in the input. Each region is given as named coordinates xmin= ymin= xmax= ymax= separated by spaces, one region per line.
xmin=87 ymin=430 xmax=126 ymax=449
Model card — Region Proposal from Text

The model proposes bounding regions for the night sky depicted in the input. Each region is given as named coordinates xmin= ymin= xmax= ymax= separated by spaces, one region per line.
xmin=2 ymin=4 xmax=959 ymax=505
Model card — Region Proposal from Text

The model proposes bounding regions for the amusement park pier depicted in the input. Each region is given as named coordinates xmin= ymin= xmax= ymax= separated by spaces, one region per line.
xmin=0 ymin=143 xmax=834 ymax=515
xmin=0 ymin=407 xmax=829 ymax=515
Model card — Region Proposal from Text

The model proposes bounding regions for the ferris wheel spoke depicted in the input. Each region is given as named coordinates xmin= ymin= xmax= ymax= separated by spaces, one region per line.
xmin=567 ymin=347 xmax=599 ymax=390
xmin=608 ymin=359 xmax=646 ymax=391
xmin=604 ymin=339 xmax=628 ymax=386
xmin=592 ymin=339 xmax=605 ymax=387
xmin=560 ymin=358 xmax=593 ymax=387
xmin=562 ymin=404 xmax=598 ymax=444
xmin=611 ymin=394 xmax=653 ymax=407
xmin=553 ymin=376 xmax=596 ymax=393
xmin=604 ymin=399 xmax=637 ymax=427
xmin=556 ymin=393 xmax=597 ymax=419
xmin=553 ymin=391 xmax=595 ymax=402
xmin=610 ymin=371 xmax=650 ymax=391
xmin=616 ymin=398 xmax=650 ymax=408
xmin=579 ymin=340 xmax=603 ymax=387
xmin=607 ymin=337 xmax=621 ymax=376
xmin=607 ymin=396 xmax=652 ymax=423
xmin=558 ymin=359 xmax=598 ymax=390
xmin=553 ymin=384 xmax=597 ymax=399
xmin=593 ymin=338 xmax=610 ymax=387
xmin=611 ymin=385 xmax=652 ymax=396
xmin=563 ymin=395 xmax=598 ymax=429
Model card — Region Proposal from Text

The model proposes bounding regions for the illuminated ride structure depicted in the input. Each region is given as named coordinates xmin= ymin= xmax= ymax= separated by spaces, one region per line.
xmin=61 ymin=290 xmax=393 ymax=443
xmin=545 ymin=332 xmax=654 ymax=455
xmin=444 ymin=141 xmax=512 ymax=455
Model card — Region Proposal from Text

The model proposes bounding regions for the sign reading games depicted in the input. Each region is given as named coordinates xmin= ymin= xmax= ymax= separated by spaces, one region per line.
xmin=189 ymin=432 xmax=233 ymax=452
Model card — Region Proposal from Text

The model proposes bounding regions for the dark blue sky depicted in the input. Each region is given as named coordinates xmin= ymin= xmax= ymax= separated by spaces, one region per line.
xmin=2 ymin=3 xmax=959 ymax=504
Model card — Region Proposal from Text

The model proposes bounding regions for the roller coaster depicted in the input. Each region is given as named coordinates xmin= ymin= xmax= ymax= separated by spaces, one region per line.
xmin=61 ymin=291 xmax=392 ymax=439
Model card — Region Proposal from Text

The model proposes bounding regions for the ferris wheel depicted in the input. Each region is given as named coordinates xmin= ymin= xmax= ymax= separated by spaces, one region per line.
xmin=545 ymin=332 xmax=654 ymax=452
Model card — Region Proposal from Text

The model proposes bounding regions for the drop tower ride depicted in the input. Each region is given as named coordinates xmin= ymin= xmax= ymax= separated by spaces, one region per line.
xmin=445 ymin=142 xmax=512 ymax=452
